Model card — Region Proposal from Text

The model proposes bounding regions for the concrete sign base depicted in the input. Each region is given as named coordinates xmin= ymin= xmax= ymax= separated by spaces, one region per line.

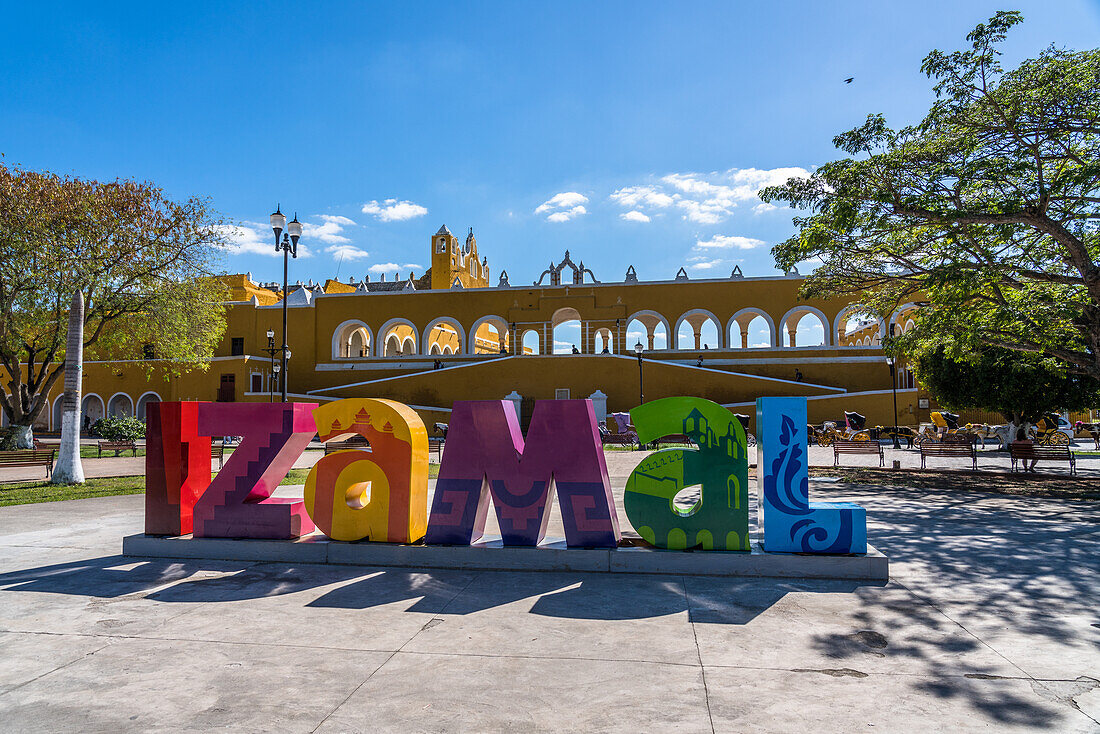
xmin=122 ymin=534 xmax=888 ymax=581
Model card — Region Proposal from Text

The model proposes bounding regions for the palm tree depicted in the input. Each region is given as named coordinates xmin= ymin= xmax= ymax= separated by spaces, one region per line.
xmin=52 ymin=291 xmax=85 ymax=484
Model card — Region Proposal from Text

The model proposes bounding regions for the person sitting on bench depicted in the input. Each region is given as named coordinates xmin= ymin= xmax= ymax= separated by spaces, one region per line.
xmin=1012 ymin=428 xmax=1038 ymax=472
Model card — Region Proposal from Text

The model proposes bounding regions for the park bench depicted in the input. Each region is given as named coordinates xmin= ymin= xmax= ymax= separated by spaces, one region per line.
xmin=833 ymin=440 xmax=884 ymax=467
xmin=0 ymin=449 xmax=57 ymax=480
xmin=428 ymin=436 xmax=444 ymax=461
xmin=1009 ymin=443 xmax=1076 ymax=475
xmin=919 ymin=441 xmax=977 ymax=471
xmin=324 ymin=435 xmax=371 ymax=455
xmin=97 ymin=440 xmax=137 ymax=458
xmin=600 ymin=418 xmax=638 ymax=448
xmin=655 ymin=434 xmax=691 ymax=447
xmin=210 ymin=442 xmax=228 ymax=469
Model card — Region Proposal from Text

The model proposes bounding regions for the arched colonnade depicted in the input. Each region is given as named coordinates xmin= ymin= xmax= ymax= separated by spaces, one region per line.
xmin=327 ymin=304 xmax=920 ymax=359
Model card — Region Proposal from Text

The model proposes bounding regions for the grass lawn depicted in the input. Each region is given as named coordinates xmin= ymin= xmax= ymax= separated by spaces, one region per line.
xmin=1 ymin=461 xmax=441 ymax=507
xmin=79 ymin=446 xmax=146 ymax=459
xmin=0 ymin=475 xmax=146 ymax=506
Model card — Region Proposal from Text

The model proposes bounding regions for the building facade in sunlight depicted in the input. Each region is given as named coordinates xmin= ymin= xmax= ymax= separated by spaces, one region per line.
xmin=8 ymin=227 xmax=923 ymax=434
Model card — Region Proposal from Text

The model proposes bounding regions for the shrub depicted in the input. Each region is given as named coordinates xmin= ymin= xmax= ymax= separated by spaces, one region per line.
xmin=0 ymin=427 xmax=17 ymax=450
xmin=90 ymin=416 xmax=146 ymax=441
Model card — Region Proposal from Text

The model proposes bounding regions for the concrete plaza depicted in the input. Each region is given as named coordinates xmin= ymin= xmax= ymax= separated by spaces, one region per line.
xmin=0 ymin=456 xmax=1097 ymax=732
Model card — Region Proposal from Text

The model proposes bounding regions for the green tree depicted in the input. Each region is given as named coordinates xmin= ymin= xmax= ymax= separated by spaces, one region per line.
xmin=0 ymin=162 xmax=229 ymax=447
xmin=914 ymin=346 xmax=1100 ymax=429
xmin=761 ymin=11 xmax=1100 ymax=377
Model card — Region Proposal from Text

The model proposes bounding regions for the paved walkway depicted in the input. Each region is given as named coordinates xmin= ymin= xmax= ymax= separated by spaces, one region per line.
xmin=0 ymin=467 xmax=1097 ymax=731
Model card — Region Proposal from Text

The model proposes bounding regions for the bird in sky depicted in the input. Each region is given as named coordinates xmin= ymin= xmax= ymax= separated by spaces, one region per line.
xmin=844 ymin=77 xmax=854 ymax=84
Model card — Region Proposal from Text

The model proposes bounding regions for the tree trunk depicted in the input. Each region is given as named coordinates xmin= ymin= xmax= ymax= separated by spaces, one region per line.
xmin=52 ymin=292 xmax=85 ymax=484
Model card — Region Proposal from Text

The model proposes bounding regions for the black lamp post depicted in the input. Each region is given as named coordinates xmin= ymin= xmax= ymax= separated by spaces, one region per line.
xmin=270 ymin=206 xmax=302 ymax=402
xmin=887 ymin=356 xmax=901 ymax=449
xmin=634 ymin=341 xmax=645 ymax=406
xmin=263 ymin=329 xmax=278 ymax=402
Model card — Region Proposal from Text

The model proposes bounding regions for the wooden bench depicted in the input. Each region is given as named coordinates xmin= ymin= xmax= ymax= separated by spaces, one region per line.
xmin=0 ymin=449 xmax=57 ymax=480
xmin=655 ymin=434 xmax=691 ymax=447
xmin=920 ymin=442 xmax=977 ymax=471
xmin=428 ymin=436 xmax=444 ymax=461
xmin=1009 ymin=443 xmax=1076 ymax=475
xmin=324 ymin=435 xmax=371 ymax=455
xmin=211 ymin=443 xmax=225 ymax=469
xmin=97 ymin=440 xmax=137 ymax=458
xmin=833 ymin=440 xmax=884 ymax=467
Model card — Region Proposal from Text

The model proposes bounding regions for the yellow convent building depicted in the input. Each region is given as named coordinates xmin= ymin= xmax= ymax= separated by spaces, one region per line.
xmin=8 ymin=226 xmax=924 ymax=435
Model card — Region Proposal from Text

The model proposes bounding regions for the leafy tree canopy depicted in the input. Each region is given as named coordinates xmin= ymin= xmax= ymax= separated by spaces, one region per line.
xmin=0 ymin=161 xmax=230 ymax=430
xmin=761 ymin=11 xmax=1100 ymax=377
xmin=914 ymin=345 xmax=1100 ymax=424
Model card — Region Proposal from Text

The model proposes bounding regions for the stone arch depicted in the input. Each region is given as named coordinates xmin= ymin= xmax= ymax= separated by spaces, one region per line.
xmin=468 ymin=315 xmax=510 ymax=354
xmin=430 ymin=343 xmax=442 ymax=355
xmin=402 ymin=336 xmax=416 ymax=355
xmin=552 ymin=307 xmax=582 ymax=354
xmin=107 ymin=392 xmax=134 ymax=418
xmin=903 ymin=318 xmax=916 ymax=334
xmin=423 ymin=317 xmax=467 ymax=356
xmin=521 ymin=329 xmax=541 ymax=355
xmin=376 ymin=318 xmax=418 ymax=357
xmin=332 ymin=319 xmax=373 ymax=360
xmin=595 ymin=327 xmax=615 ymax=353
xmin=51 ymin=394 xmax=64 ymax=431
xmin=673 ymin=308 xmax=723 ymax=350
xmin=136 ymin=391 xmax=161 ymax=421
xmin=780 ymin=306 xmax=830 ymax=347
xmin=889 ymin=303 xmax=922 ymax=336
xmin=833 ymin=305 xmax=885 ymax=347
xmin=81 ymin=394 xmax=105 ymax=424
xmin=727 ymin=308 xmax=777 ymax=348
xmin=626 ymin=310 xmax=671 ymax=351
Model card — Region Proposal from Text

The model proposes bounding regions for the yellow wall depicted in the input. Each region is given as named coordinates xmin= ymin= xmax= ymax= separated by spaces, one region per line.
xmin=4 ymin=231 xmax=926 ymax=434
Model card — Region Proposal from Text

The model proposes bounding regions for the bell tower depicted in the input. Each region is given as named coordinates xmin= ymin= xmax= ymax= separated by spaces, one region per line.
xmin=430 ymin=225 xmax=491 ymax=289
xmin=430 ymin=225 xmax=457 ymax=290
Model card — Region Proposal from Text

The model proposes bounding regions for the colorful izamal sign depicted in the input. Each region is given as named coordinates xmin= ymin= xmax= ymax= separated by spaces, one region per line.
xmin=144 ymin=396 xmax=866 ymax=555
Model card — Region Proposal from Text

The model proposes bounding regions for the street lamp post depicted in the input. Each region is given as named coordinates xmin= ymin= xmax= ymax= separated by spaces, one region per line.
xmin=263 ymin=329 xmax=278 ymax=402
xmin=270 ymin=206 xmax=302 ymax=402
xmin=886 ymin=356 xmax=901 ymax=449
xmin=634 ymin=341 xmax=645 ymax=406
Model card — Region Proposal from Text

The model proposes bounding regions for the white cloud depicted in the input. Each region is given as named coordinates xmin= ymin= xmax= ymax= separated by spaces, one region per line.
xmin=325 ymin=244 xmax=370 ymax=261
xmin=536 ymin=192 xmax=588 ymax=213
xmin=368 ymin=262 xmax=423 ymax=274
xmin=362 ymin=198 xmax=429 ymax=222
xmin=694 ymin=234 xmax=766 ymax=250
xmin=536 ymin=192 xmax=589 ymax=222
xmin=687 ymin=258 xmax=726 ymax=271
xmin=543 ymin=205 xmax=585 ymax=222
xmin=216 ymin=221 xmax=312 ymax=258
xmin=610 ymin=166 xmax=810 ymax=224
xmin=304 ymin=215 xmax=356 ymax=244
xmin=620 ymin=210 xmax=651 ymax=223
xmin=753 ymin=202 xmax=778 ymax=214
xmin=609 ymin=186 xmax=674 ymax=209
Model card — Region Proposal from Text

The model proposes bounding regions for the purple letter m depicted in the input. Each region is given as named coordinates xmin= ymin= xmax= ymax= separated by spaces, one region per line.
xmin=425 ymin=399 xmax=620 ymax=548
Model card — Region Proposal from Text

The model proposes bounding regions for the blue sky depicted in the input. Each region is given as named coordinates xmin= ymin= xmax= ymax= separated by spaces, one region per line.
xmin=2 ymin=1 xmax=1098 ymax=304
